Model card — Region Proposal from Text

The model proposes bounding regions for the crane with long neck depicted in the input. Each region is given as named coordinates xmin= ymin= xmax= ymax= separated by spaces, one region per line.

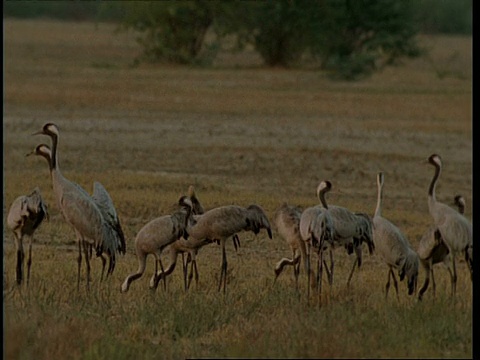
xmin=31 ymin=123 xmax=125 ymax=291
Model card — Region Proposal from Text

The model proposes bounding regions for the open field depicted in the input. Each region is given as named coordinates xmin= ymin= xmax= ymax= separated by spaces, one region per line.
xmin=3 ymin=19 xmax=472 ymax=359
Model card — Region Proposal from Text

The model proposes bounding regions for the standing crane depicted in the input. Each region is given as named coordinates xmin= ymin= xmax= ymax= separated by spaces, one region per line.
xmin=315 ymin=181 xmax=374 ymax=289
xmin=7 ymin=187 xmax=48 ymax=285
xmin=425 ymin=154 xmax=472 ymax=296
xmin=299 ymin=181 xmax=335 ymax=303
xmin=26 ymin=143 xmax=116 ymax=280
xmin=372 ymin=172 xmax=419 ymax=300
xmin=30 ymin=123 xmax=126 ymax=291
xmin=417 ymin=194 xmax=467 ymax=300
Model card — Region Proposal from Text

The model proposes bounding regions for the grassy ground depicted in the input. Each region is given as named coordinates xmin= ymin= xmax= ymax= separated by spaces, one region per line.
xmin=3 ymin=19 xmax=472 ymax=359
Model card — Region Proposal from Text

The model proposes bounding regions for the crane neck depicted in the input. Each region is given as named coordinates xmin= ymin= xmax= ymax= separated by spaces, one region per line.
xmin=318 ymin=189 xmax=329 ymax=209
xmin=428 ymin=161 xmax=441 ymax=204
xmin=48 ymin=133 xmax=67 ymax=196
xmin=50 ymin=133 xmax=58 ymax=171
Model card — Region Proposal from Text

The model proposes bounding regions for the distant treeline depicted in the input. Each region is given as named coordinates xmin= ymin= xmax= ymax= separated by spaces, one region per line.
xmin=4 ymin=0 xmax=472 ymax=35
xmin=4 ymin=0 xmax=471 ymax=80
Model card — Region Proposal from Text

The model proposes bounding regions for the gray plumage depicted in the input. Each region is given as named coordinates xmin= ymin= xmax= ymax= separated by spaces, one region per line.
xmin=7 ymin=187 xmax=48 ymax=285
xmin=152 ymin=187 xmax=227 ymax=292
xmin=184 ymin=188 xmax=242 ymax=253
xmin=120 ymin=196 xmax=193 ymax=293
xmin=273 ymin=202 xmax=307 ymax=289
xmin=425 ymin=154 xmax=472 ymax=296
xmin=316 ymin=181 xmax=374 ymax=288
xmin=177 ymin=203 xmax=273 ymax=294
xmin=31 ymin=123 xmax=126 ymax=291
xmin=417 ymin=195 xmax=465 ymax=300
xmin=91 ymin=181 xmax=127 ymax=278
xmin=299 ymin=182 xmax=335 ymax=301
xmin=372 ymin=172 xmax=419 ymax=299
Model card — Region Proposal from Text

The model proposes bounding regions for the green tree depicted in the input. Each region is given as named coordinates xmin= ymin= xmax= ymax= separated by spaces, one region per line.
xmin=237 ymin=0 xmax=322 ymax=67
xmin=310 ymin=0 xmax=421 ymax=79
xmin=216 ymin=0 xmax=421 ymax=78
xmin=117 ymin=1 xmax=218 ymax=65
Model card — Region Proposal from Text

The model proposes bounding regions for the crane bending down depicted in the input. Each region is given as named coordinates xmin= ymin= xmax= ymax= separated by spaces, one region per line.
xmin=120 ymin=196 xmax=193 ymax=292
xmin=30 ymin=123 xmax=126 ymax=291
xmin=273 ymin=202 xmax=310 ymax=290
xmin=7 ymin=187 xmax=49 ymax=285
xmin=417 ymin=194 xmax=466 ymax=300
xmin=158 ymin=204 xmax=272 ymax=294
xmin=315 ymin=181 xmax=374 ymax=289
xmin=178 ymin=185 xmax=240 ymax=290
xmin=372 ymin=172 xmax=419 ymax=300
xmin=152 ymin=187 xmax=242 ymax=292
xmin=425 ymin=154 xmax=472 ymax=296
xmin=183 ymin=185 xmax=241 ymax=272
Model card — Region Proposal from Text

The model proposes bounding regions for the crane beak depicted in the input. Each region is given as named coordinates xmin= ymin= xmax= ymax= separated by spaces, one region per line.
xmin=31 ymin=130 xmax=44 ymax=136
xmin=25 ymin=150 xmax=34 ymax=157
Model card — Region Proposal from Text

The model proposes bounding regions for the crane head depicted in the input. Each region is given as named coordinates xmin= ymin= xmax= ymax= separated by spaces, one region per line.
xmin=32 ymin=123 xmax=59 ymax=137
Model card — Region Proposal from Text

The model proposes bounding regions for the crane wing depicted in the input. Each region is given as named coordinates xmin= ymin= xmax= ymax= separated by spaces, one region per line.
xmin=92 ymin=181 xmax=126 ymax=254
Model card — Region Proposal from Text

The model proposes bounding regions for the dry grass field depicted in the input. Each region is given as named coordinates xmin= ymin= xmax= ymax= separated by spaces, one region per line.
xmin=3 ymin=19 xmax=472 ymax=359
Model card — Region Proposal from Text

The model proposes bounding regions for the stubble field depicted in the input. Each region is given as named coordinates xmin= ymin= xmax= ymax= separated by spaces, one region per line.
xmin=3 ymin=19 xmax=472 ymax=359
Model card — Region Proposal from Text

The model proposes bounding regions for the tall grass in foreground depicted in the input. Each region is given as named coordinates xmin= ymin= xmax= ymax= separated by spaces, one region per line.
xmin=4 ymin=245 xmax=472 ymax=359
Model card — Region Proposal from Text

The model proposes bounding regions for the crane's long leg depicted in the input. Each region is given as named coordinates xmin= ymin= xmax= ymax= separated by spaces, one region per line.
xmin=187 ymin=259 xmax=194 ymax=290
xmin=232 ymin=234 xmax=241 ymax=252
xmin=107 ymin=255 xmax=115 ymax=278
xmin=293 ymin=252 xmax=301 ymax=291
xmin=465 ymin=248 xmax=473 ymax=281
xmin=99 ymin=254 xmax=107 ymax=281
xmin=187 ymin=256 xmax=199 ymax=290
xmin=431 ymin=262 xmax=436 ymax=297
xmin=322 ymin=248 xmax=334 ymax=286
xmin=77 ymin=239 xmax=82 ymax=291
xmin=193 ymin=259 xmax=199 ymax=288
xmin=346 ymin=258 xmax=359 ymax=289
xmin=317 ymin=249 xmax=324 ymax=306
xmin=306 ymin=242 xmax=311 ymax=301
xmin=182 ymin=253 xmax=188 ymax=291
xmin=347 ymin=247 xmax=362 ymax=289
xmin=391 ymin=270 xmax=399 ymax=301
xmin=153 ymin=251 xmax=178 ymax=290
xmin=385 ymin=268 xmax=392 ymax=300
xmin=418 ymin=261 xmax=431 ymax=301
xmin=14 ymin=233 xmax=24 ymax=285
xmin=26 ymin=235 xmax=33 ymax=286
xmin=450 ymin=255 xmax=457 ymax=296
xmin=83 ymin=240 xmax=91 ymax=291
xmin=218 ymin=240 xmax=228 ymax=294
xmin=158 ymin=258 xmax=167 ymax=291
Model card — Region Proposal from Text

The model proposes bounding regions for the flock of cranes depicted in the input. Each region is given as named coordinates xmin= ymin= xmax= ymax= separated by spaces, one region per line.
xmin=6 ymin=122 xmax=473 ymax=303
